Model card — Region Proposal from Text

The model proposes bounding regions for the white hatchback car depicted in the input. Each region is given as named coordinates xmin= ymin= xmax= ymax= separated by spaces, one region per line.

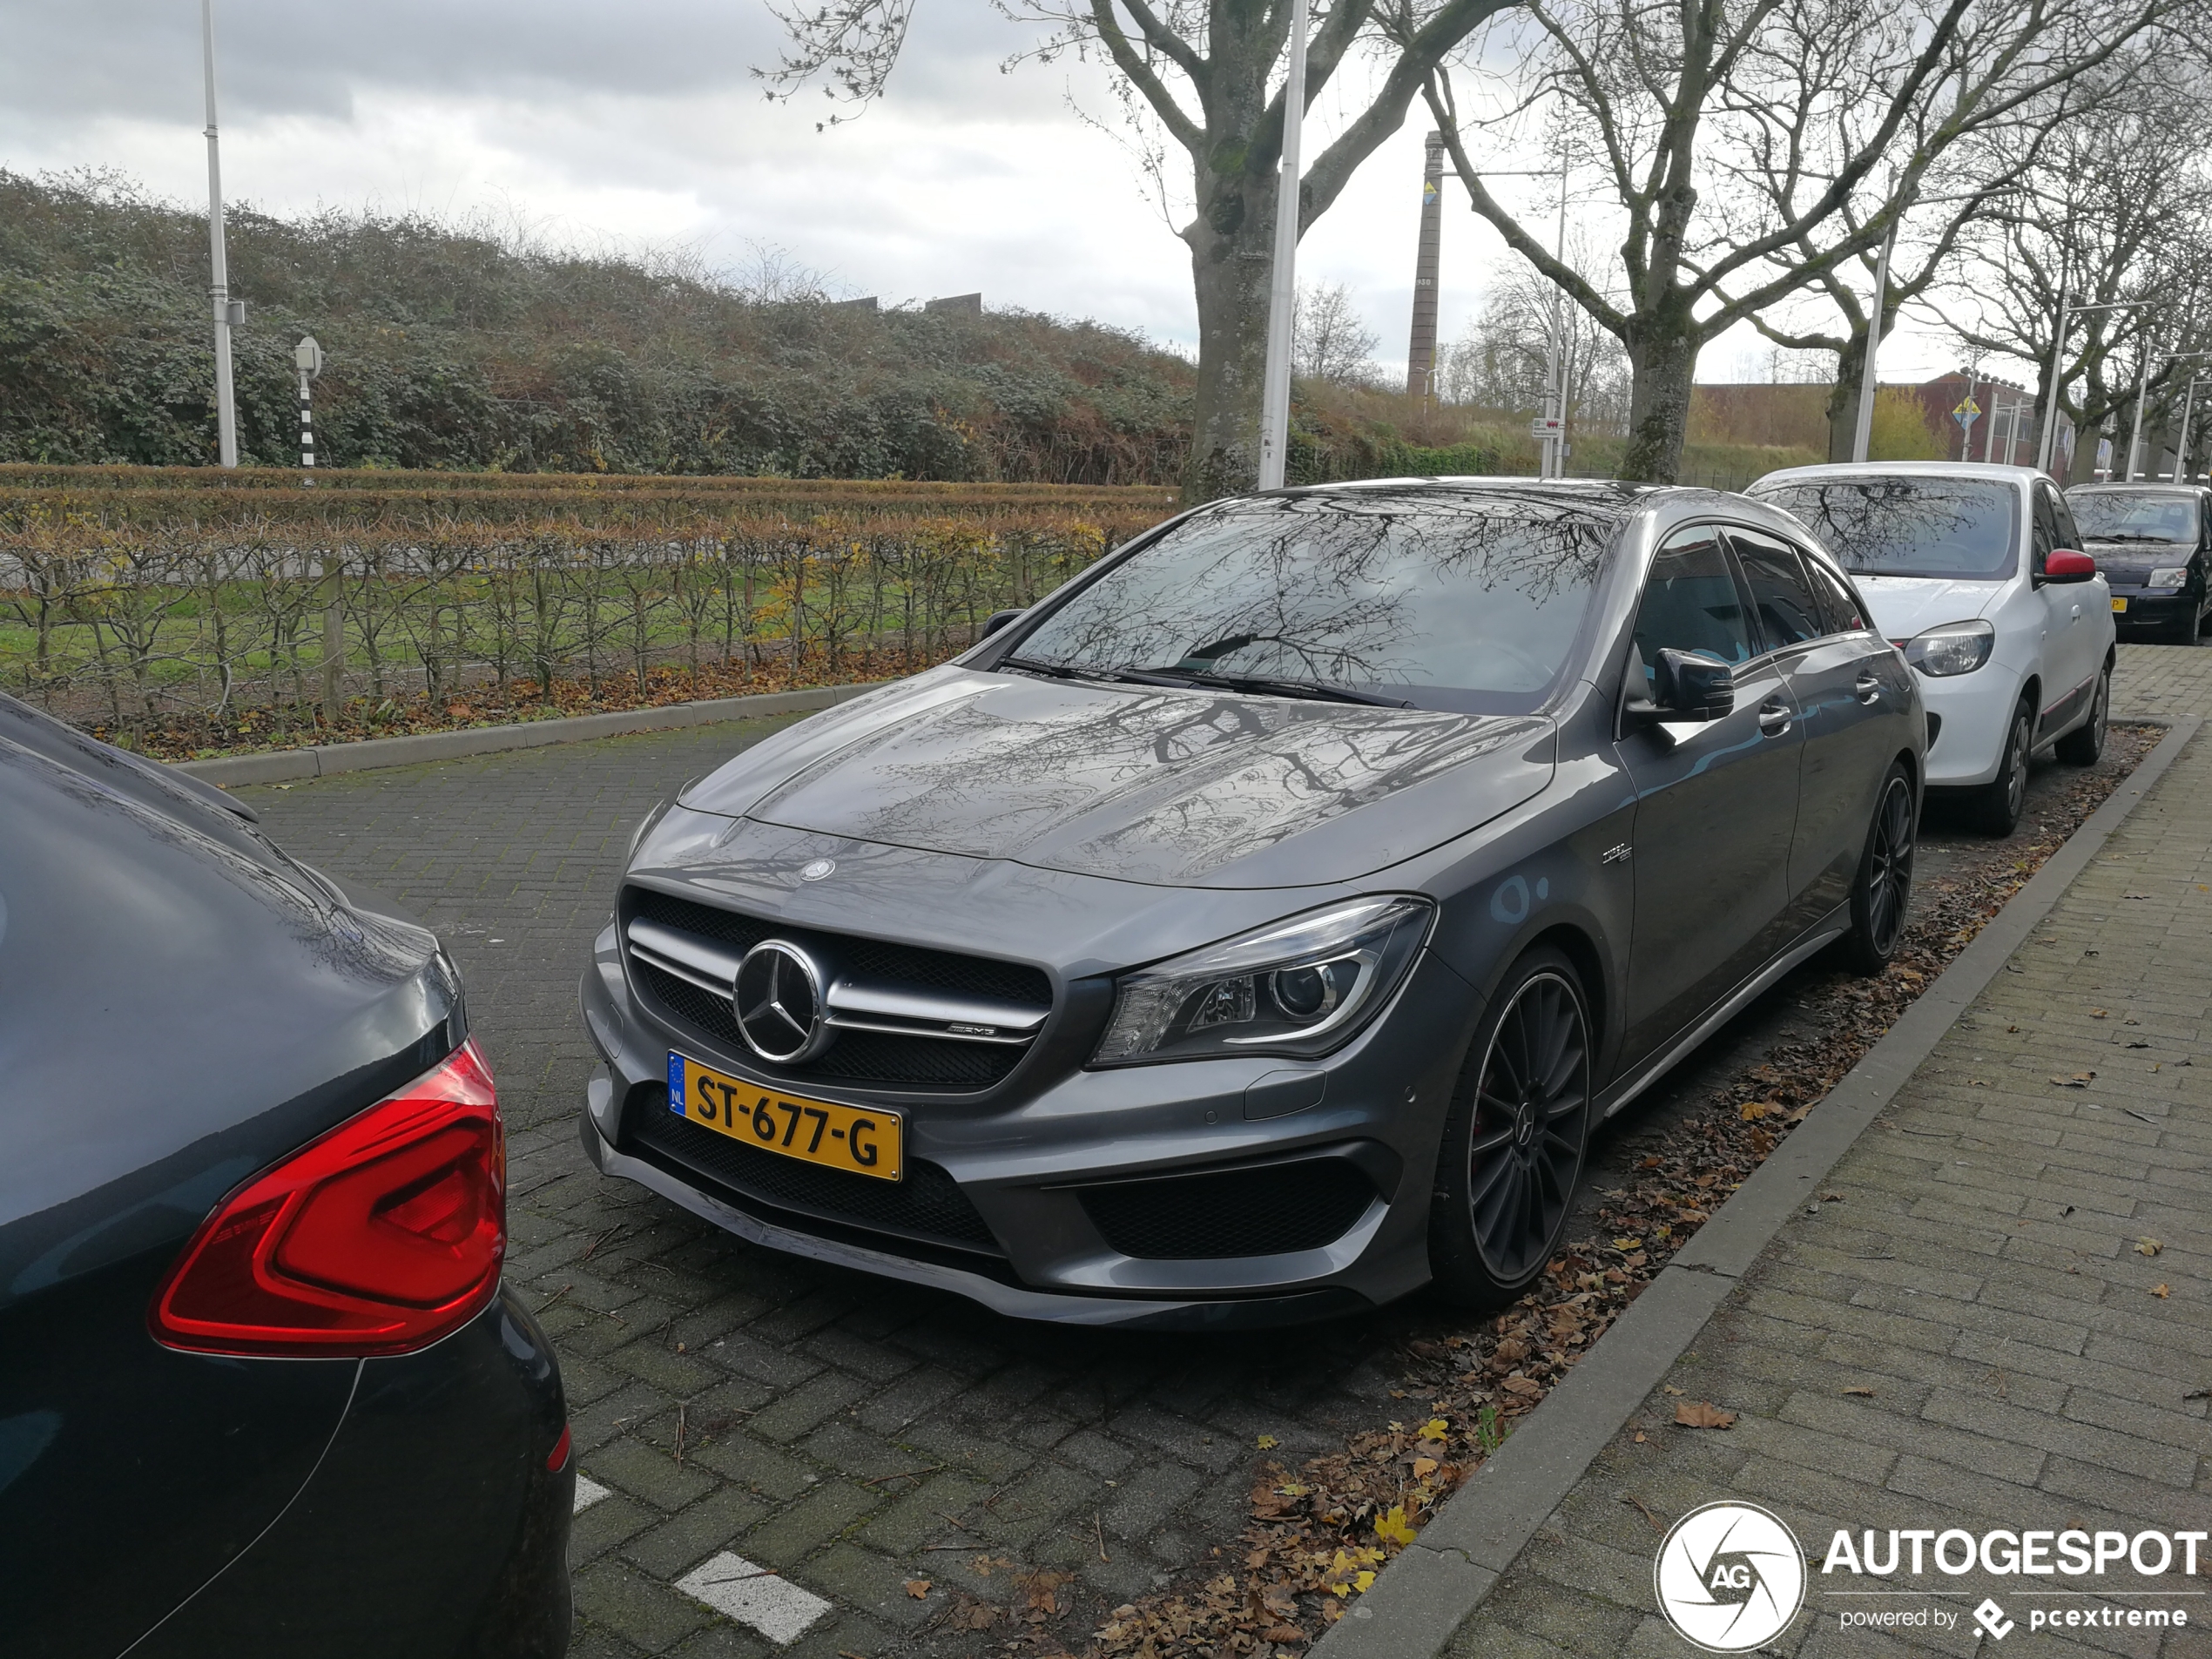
xmin=1747 ymin=462 xmax=2114 ymax=834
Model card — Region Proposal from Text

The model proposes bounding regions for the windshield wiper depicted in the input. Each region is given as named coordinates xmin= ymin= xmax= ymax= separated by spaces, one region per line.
xmin=1150 ymin=669 xmax=1413 ymax=708
xmin=2086 ymin=532 xmax=2176 ymax=543
xmin=999 ymin=656 xmax=1190 ymax=689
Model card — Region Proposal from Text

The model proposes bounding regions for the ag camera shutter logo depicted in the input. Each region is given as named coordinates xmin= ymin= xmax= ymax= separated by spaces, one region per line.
xmin=1654 ymin=1501 xmax=1807 ymax=1652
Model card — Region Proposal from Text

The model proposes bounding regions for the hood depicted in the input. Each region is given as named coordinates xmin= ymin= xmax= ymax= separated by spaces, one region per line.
xmin=679 ymin=667 xmax=1556 ymax=888
xmin=1849 ymin=574 xmax=2009 ymax=641
xmin=2080 ymin=538 xmax=2192 ymax=581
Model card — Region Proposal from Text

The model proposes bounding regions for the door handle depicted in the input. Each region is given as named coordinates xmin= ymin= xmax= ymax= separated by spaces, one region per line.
xmin=2070 ymin=604 xmax=2081 ymax=621
xmin=1758 ymin=699 xmax=1793 ymax=737
xmin=1853 ymin=672 xmax=1881 ymax=705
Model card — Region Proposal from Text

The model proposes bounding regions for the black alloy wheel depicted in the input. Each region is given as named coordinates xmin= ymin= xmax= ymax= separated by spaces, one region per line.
xmin=2055 ymin=660 xmax=2110 ymax=765
xmin=1429 ymin=948 xmax=1592 ymax=1305
xmin=1968 ymin=699 xmax=2033 ymax=835
xmin=1844 ymin=764 xmax=1917 ymax=975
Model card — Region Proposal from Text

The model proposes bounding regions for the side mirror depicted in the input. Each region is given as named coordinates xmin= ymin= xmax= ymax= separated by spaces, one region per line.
xmin=2040 ymin=549 xmax=2096 ymax=585
xmin=1653 ymin=647 xmax=1736 ymax=721
xmin=1622 ymin=645 xmax=1734 ymax=737
xmin=981 ymin=608 xmax=1023 ymax=639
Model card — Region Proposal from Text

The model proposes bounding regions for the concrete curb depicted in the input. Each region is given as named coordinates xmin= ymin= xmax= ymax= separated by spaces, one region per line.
xmin=169 ymin=683 xmax=883 ymax=786
xmin=1320 ymin=715 xmax=2205 ymax=1659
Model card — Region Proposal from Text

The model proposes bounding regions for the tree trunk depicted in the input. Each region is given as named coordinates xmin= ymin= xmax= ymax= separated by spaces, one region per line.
xmin=1618 ymin=316 xmax=1699 ymax=483
xmin=1182 ymin=169 xmax=1283 ymax=502
xmin=1827 ymin=331 xmax=1868 ymax=463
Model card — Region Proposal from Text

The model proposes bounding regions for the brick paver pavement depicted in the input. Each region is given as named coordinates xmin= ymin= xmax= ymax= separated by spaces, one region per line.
xmin=1440 ymin=646 xmax=2212 ymax=1656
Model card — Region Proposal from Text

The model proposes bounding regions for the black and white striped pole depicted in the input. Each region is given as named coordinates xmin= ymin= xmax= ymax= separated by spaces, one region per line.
xmin=293 ymin=335 xmax=323 ymax=483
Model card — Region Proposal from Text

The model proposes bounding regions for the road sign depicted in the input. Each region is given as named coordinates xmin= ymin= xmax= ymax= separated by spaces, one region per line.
xmin=1530 ymin=417 xmax=1564 ymax=437
xmin=1952 ymin=396 xmax=1982 ymax=427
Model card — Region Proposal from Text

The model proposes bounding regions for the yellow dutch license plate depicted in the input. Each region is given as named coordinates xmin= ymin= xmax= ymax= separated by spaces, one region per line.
xmin=2113 ymin=597 xmax=2129 ymax=612
xmin=666 ymin=1052 xmax=902 ymax=1181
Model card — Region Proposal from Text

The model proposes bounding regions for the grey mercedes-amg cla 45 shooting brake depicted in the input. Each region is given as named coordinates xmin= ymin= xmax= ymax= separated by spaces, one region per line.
xmin=579 ymin=481 xmax=1924 ymax=1326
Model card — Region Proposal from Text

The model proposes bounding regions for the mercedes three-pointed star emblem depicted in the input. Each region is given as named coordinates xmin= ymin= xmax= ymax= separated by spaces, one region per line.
xmin=732 ymin=939 xmax=834 ymax=1063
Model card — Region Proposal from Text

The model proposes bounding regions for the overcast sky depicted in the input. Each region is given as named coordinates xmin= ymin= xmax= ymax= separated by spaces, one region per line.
xmin=0 ymin=0 xmax=1964 ymax=386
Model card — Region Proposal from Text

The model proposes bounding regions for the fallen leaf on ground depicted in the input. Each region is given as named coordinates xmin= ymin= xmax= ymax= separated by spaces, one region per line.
xmin=1843 ymin=1386 xmax=1876 ymax=1397
xmin=1662 ymin=1385 xmax=1685 ymax=1396
xmin=1675 ymin=1401 xmax=1737 ymax=1429
xmin=1374 ymin=1506 xmax=1419 ymax=1547
xmin=2093 ymin=1009 xmax=2109 ymax=1019
xmin=905 ymin=1580 xmax=932 ymax=1599
xmin=2153 ymin=1284 xmax=2172 ymax=1298
xmin=1418 ymin=1418 xmax=1448 ymax=1442
xmin=2138 ymin=1238 xmax=2164 ymax=1257
xmin=1255 ymin=1433 xmax=1278 ymax=1450
xmin=1412 ymin=1456 xmax=1438 ymax=1478
xmin=2052 ymin=1074 xmax=2094 ymax=1088
xmin=1739 ymin=1101 xmax=1771 ymax=1121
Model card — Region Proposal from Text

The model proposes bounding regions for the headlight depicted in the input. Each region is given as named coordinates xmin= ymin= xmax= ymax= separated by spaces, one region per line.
xmin=1092 ymin=896 xmax=1433 ymax=1065
xmin=1903 ymin=620 xmax=1995 ymax=678
xmin=2148 ymin=567 xmax=2189 ymax=590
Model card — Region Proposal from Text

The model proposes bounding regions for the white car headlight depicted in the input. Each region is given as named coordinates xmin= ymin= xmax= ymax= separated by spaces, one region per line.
xmin=1903 ymin=620 xmax=1995 ymax=678
xmin=1092 ymin=896 xmax=1433 ymax=1065
xmin=2148 ymin=567 xmax=2189 ymax=590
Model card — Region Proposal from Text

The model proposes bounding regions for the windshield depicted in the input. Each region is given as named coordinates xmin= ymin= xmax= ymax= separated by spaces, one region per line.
xmin=2068 ymin=489 xmax=2199 ymax=544
xmin=1752 ymin=478 xmax=2020 ymax=581
xmin=1008 ymin=493 xmax=1615 ymax=714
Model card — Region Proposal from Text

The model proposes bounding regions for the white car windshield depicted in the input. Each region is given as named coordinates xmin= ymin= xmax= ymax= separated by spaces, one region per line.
xmin=1753 ymin=478 xmax=2020 ymax=582
xmin=2069 ymin=489 xmax=2199 ymax=544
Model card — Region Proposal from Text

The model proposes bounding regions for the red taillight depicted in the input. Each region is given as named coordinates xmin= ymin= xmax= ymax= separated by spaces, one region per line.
xmin=150 ymin=1039 xmax=505 ymax=1358
xmin=548 ymin=1423 xmax=572 ymax=1473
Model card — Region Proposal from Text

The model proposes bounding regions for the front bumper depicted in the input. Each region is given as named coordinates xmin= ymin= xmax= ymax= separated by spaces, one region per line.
xmin=579 ymin=921 xmax=1475 ymax=1325
xmin=1915 ymin=665 xmax=2027 ymax=787
xmin=2111 ymin=588 xmax=2198 ymax=630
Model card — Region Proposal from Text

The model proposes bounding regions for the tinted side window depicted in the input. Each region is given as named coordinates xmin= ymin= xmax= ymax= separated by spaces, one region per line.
xmin=1801 ymin=556 xmax=1870 ymax=634
xmin=2050 ymin=489 xmax=2084 ymax=551
xmin=2032 ymin=485 xmax=2059 ymax=565
xmin=1633 ymin=528 xmax=1753 ymax=686
xmin=1730 ymin=528 xmax=1825 ymax=650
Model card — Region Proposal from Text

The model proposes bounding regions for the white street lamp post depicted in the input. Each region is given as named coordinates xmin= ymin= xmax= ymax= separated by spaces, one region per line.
xmin=2037 ymin=295 xmax=2151 ymax=477
xmin=1851 ymin=213 xmax=1902 ymax=465
xmin=1255 ymin=0 xmax=1311 ymax=493
xmin=201 ymin=0 xmax=242 ymax=468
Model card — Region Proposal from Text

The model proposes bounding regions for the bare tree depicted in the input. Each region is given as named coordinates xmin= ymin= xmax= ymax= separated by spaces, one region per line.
xmin=1941 ymin=65 xmax=2212 ymax=482
xmin=1438 ymin=257 xmax=1630 ymax=433
xmin=1294 ymin=280 xmax=1382 ymax=381
xmin=760 ymin=0 xmax=1526 ymax=501
xmin=1421 ymin=0 xmax=2172 ymax=482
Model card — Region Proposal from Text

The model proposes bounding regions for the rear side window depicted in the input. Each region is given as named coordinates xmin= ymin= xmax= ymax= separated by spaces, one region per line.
xmin=1729 ymin=529 xmax=1825 ymax=650
xmin=1801 ymin=557 xmax=1869 ymax=634
xmin=1633 ymin=527 xmax=1753 ymax=685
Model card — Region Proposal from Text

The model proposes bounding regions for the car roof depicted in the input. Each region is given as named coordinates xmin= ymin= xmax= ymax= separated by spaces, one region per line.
xmin=1752 ymin=461 xmax=2044 ymax=489
xmin=2067 ymin=480 xmax=2203 ymax=494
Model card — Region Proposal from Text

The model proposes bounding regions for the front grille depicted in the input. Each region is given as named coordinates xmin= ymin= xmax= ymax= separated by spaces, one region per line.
xmin=1077 ymin=1158 xmax=1377 ymax=1259
xmin=624 ymin=1085 xmax=1003 ymax=1256
xmin=629 ymin=887 xmax=1050 ymax=1005
xmin=623 ymin=885 xmax=1049 ymax=1092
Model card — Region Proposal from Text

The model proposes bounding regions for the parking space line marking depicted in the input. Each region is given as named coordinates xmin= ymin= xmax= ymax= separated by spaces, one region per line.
xmin=572 ymin=1474 xmax=611 ymax=1514
xmin=676 ymin=1552 xmax=833 ymax=1644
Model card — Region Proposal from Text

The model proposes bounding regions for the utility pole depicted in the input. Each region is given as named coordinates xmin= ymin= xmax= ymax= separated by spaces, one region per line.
xmin=201 ymin=0 xmax=242 ymax=468
xmin=1255 ymin=0 xmax=1311 ymax=493
xmin=1405 ymin=133 xmax=1446 ymax=403
xmin=1544 ymin=151 xmax=1568 ymax=480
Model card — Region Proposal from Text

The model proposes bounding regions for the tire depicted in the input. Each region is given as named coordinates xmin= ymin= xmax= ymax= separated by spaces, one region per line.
xmin=2054 ymin=659 xmax=2110 ymax=765
xmin=1429 ymin=948 xmax=1593 ymax=1308
xmin=1842 ymin=763 xmax=1917 ymax=975
xmin=1967 ymin=698 xmax=2033 ymax=835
